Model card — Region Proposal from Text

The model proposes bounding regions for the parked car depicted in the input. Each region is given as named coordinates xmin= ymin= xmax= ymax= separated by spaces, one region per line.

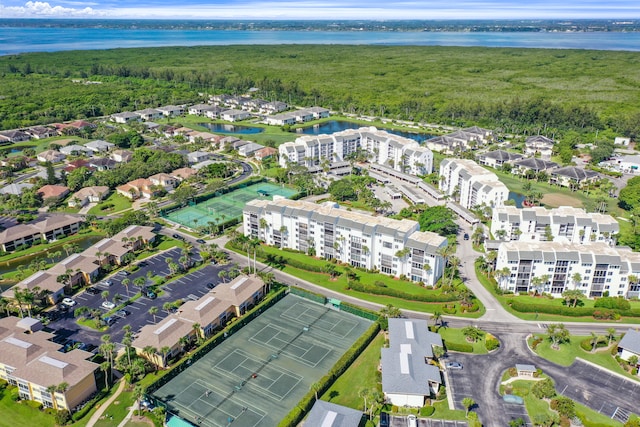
xmin=407 ymin=414 xmax=417 ymax=427
xmin=206 ymin=282 xmax=216 ymax=290
xmin=196 ymin=239 xmax=206 ymax=244
xmin=172 ymin=233 xmax=185 ymax=241
xmin=61 ymin=298 xmax=77 ymax=307
xmin=104 ymin=316 xmax=117 ymax=326
xmin=463 ymin=233 xmax=470 ymax=240
xmin=116 ymin=309 xmax=130 ymax=318
xmin=146 ymin=290 xmax=157 ymax=299
xmin=101 ymin=301 xmax=116 ymax=310
xmin=103 ymin=279 xmax=114 ymax=287
xmin=138 ymin=261 xmax=148 ymax=267
xmin=85 ymin=287 xmax=100 ymax=295
xmin=118 ymin=270 xmax=131 ymax=276
xmin=446 ymin=361 xmax=463 ymax=370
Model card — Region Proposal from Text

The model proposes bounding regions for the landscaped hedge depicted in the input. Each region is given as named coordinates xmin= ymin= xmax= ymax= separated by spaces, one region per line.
xmin=349 ymin=281 xmax=458 ymax=303
xmin=509 ymin=300 xmax=640 ymax=319
xmin=278 ymin=322 xmax=381 ymax=427
xmin=445 ymin=341 xmax=474 ymax=353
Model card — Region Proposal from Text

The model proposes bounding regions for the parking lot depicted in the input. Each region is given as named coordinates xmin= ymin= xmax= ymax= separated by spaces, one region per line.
xmin=45 ymin=246 xmax=232 ymax=349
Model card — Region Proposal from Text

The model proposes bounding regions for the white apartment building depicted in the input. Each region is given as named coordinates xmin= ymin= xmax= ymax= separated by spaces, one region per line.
xmin=495 ymin=241 xmax=640 ymax=298
xmin=491 ymin=206 xmax=619 ymax=245
xmin=278 ymin=127 xmax=433 ymax=176
xmin=439 ymin=158 xmax=508 ymax=209
xmin=243 ymin=198 xmax=447 ymax=286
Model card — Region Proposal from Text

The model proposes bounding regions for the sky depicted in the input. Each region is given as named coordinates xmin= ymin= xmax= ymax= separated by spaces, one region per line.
xmin=1 ymin=0 xmax=640 ymax=20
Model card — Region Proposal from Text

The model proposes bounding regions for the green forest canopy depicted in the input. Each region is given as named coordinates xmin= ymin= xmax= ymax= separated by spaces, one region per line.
xmin=1 ymin=45 xmax=640 ymax=136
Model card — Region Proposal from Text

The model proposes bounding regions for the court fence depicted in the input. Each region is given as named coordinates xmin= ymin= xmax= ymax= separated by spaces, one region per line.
xmin=145 ymin=285 xmax=288 ymax=397
xmin=289 ymin=286 xmax=326 ymax=305
xmin=278 ymin=321 xmax=381 ymax=427
xmin=289 ymin=286 xmax=381 ymax=322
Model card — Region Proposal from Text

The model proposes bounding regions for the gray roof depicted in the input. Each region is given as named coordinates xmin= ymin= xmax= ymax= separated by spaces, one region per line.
xmin=619 ymin=329 xmax=640 ymax=355
xmin=382 ymin=318 xmax=443 ymax=396
xmin=515 ymin=158 xmax=558 ymax=171
xmin=552 ymin=166 xmax=599 ymax=181
xmin=304 ymin=400 xmax=363 ymax=427
xmin=479 ymin=150 xmax=523 ymax=162
xmin=516 ymin=364 xmax=536 ymax=372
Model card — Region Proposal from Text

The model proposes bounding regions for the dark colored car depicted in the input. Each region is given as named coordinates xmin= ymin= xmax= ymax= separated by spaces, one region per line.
xmin=146 ymin=290 xmax=157 ymax=299
xmin=463 ymin=233 xmax=470 ymax=240
xmin=85 ymin=287 xmax=100 ymax=295
xmin=172 ymin=233 xmax=185 ymax=241
xmin=196 ymin=239 xmax=206 ymax=244
xmin=116 ymin=309 xmax=130 ymax=318
xmin=138 ymin=261 xmax=148 ymax=267
xmin=206 ymin=282 xmax=216 ymax=290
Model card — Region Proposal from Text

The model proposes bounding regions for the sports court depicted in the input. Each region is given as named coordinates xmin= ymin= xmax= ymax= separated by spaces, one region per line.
xmin=153 ymin=294 xmax=372 ymax=426
xmin=165 ymin=182 xmax=297 ymax=228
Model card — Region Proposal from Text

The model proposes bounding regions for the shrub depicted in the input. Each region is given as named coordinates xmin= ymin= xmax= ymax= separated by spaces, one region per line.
xmin=532 ymin=378 xmax=556 ymax=399
xmin=531 ymin=336 xmax=543 ymax=350
xmin=486 ymin=337 xmax=500 ymax=351
xmin=25 ymin=400 xmax=43 ymax=410
xmin=580 ymin=338 xmax=593 ymax=352
xmin=348 ymin=281 xmax=459 ymax=303
xmin=551 ymin=396 xmax=576 ymax=419
xmin=508 ymin=367 xmax=518 ymax=377
xmin=391 ymin=405 xmax=399 ymax=413
xmin=55 ymin=410 xmax=71 ymax=426
xmin=594 ymin=297 xmax=631 ymax=311
xmin=420 ymin=405 xmax=435 ymax=416
xmin=593 ymin=309 xmax=619 ymax=320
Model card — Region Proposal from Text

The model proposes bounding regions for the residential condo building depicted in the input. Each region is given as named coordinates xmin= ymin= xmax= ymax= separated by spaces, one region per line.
xmin=491 ymin=206 xmax=619 ymax=245
xmin=0 ymin=317 xmax=98 ymax=411
xmin=495 ymin=241 xmax=640 ymax=298
xmin=278 ymin=127 xmax=433 ymax=176
xmin=243 ymin=198 xmax=447 ymax=286
xmin=439 ymin=158 xmax=508 ymax=209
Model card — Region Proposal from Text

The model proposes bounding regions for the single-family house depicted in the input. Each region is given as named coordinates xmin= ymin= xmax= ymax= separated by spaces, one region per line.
xmin=157 ymin=105 xmax=185 ymax=117
xmin=381 ymin=318 xmax=443 ymax=407
xmin=110 ymin=112 xmax=141 ymax=124
xmin=37 ymin=185 xmax=70 ymax=202
xmin=87 ymin=157 xmax=117 ymax=171
xmin=187 ymin=151 xmax=211 ymax=164
xmin=149 ymin=173 xmax=179 ymax=191
xmin=60 ymin=145 xmax=91 ymax=156
xmin=170 ymin=167 xmax=198 ymax=181
xmin=68 ymin=186 xmax=110 ymax=207
xmin=36 ymin=150 xmax=66 ymax=163
xmin=84 ymin=140 xmax=115 ymax=154
xmin=24 ymin=126 xmax=57 ymax=139
xmin=188 ymin=104 xmax=220 ymax=116
xmin=63 ymin=159 xmax=92 ymax=173
xmin=550 ymin=166 xmax=599 ymax=188
xmin=0 ymin=182 xmax=34 ymax=196
xmin=211 ymin=94 xmax=234 ymax=106
xmin=188 ymin=131 xmax=218 ymax=143
xmin=116 ymin=178 xmax=155 ymax=199
xmin=111 ymin=149 xmax=133 ymax=163
xmin=220 ymin=109 xmax=251 ymax=122
xmin=254 ymin=147 xmax=278 ymax=161
xmin=261 ymin=101 xmax=288 ymax=115
xmin=237 ymin=142 xmax=264 ymax=157
xmin=265 ymin=112 xmax=297 ymax=126
xmin=219 ymin=136 xmax=241 ymax=149
xmin=135 ymin=108 xmax=163 ymax=121
xmin=618 ymin=329 xmax=640 ymax=366
xmin=304 ymin=401 xmax=363 ymax=427
xmin=0 ymin=130 xmax=31 ymax=143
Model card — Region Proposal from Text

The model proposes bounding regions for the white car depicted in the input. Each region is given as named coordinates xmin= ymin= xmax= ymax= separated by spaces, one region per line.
xmin=61 ymin=298 xmax=77 ymax=307
xmin=101 ymin=301 xmax=116 ymax=310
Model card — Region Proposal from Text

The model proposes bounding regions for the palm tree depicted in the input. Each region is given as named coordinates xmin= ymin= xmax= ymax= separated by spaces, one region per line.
xmin=122 ymin=278 xmax=131 ymax=297
xmin=46 ymin=385 xmax=58 ymax=410
xmin=162 ymin=302 xmax=173 ymax=315
xmin=160 ymin=346 xmax=171 ymax=368
xmin=143 ymin=345 xmax=157 ymax=367
xmin=192 ymin=323 xmax=203 ymax=343
xmin=133 ymin=385 xmax=145 ymax=413
xmin=606 ymin=328 xmax=616 ymax=346
xmin=218 ymin=270 xmax=228 ymax=283
xmin=101 ymin=290 xmax=110 ymax=302
xmin=149 ymin=306 xmax=159 ymax=323
xmin=432 ymin=311 xmax=442 ymax=328
xmin=462 ymin=397 xmax=475 ymax=417
xmin=379 ymin=304 xmax=401 ymax=319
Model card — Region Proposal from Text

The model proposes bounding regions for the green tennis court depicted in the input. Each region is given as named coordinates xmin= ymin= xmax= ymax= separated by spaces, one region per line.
xmin=152 ymin=294 xmax=372 ymax=427
xmin=165 ymin=182 xmax=297 ymax=229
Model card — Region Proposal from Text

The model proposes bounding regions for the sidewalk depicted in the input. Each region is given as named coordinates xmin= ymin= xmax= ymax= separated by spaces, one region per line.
xmin=85 ymin=379 xmax=126 ymax=427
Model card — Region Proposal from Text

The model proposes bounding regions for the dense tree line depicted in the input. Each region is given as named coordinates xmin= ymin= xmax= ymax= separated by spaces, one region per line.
xmin=1 ymin=45 xmax=639 ymax=137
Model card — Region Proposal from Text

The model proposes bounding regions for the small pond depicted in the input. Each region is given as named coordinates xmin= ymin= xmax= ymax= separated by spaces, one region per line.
xmin=198 ymin=123 xmax=264 ymax=135
xmin=296 ymin=120 xmax=434 ymax=143
xmin=509 ymin=191 xmax=526 ymax=208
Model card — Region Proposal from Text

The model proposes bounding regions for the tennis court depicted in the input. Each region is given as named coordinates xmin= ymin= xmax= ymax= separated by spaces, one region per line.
xmin=165 ymin=182 xmax=297 ymax=229
xmin=152 ymin=294 xmax=372 ymax=427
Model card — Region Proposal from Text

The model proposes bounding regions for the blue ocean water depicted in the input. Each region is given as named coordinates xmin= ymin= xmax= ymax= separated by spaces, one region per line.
xmin=2 ymin=26 xmax=640 ymax=55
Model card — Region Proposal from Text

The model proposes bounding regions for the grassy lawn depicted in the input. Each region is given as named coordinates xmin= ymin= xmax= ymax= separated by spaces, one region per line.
xmin=508 ymin=379 xmax=623 ymax=426
xmin=0 ymin=384 xmax=55 ymax=427
xmin=475 ymin=262 xmax=640 ymax=324
xmin=0 ymin=230 xmax=104 ymax=264
xmin=134 ymin=235 xmax=181 ymax=260
xmin=94 ymin=391 xmax=134 ymax=427
xmin=88 ymin=193 xmax=133 ymax=216
xmin=431 ymin=400 xmax=467 ymax=421
xmin=231 ymin=243 xmax=484 ymax=317
xmin=438 ymin=327 xmax=489 ymax=354
xmin=321 ymin=332 xmax=384 ymax=409
xmin=529 ymin=335 xmax=639 ymax=382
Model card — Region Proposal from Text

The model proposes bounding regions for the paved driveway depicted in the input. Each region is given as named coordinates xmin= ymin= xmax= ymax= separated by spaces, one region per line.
xmin=443 ymin=331 xmax=639 ymax=426
xmin=388 ymin=415 xmax=467 ymax=427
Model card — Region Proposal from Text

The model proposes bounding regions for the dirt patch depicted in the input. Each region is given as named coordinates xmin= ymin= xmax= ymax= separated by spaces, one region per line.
xmin=541 ymin=193 xmax=583 ymax=208
xmin=125 ymin=415 xmax=154 ymax=427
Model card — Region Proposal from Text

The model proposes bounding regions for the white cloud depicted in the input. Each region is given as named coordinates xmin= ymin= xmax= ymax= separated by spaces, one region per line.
xmin=0 ymin=1 xmax=104 ymax=17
